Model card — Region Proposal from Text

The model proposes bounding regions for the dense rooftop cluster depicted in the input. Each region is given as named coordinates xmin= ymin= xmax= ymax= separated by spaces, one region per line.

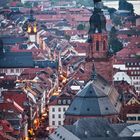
xmin=0 ymin=0 xmax=140 ymax=139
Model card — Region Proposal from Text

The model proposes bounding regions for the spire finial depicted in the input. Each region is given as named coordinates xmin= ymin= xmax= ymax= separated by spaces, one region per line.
xmin=90 ymin=64 xmax=97 ymax=81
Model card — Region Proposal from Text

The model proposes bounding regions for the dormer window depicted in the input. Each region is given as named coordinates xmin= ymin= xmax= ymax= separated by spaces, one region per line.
xmin=63 ymin=100 xmax=66 ymax=104
xmin=58 ymin=100 xmax=61 ymax=104
xmin=67 ymin=100 xmax=71 ymax=104
xmin=105 ymin=107 xmax=108 ymax=110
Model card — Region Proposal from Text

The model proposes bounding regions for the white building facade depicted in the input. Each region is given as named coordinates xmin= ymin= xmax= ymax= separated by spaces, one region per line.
xmin=48 ymin=95 xmax=72 ymax=131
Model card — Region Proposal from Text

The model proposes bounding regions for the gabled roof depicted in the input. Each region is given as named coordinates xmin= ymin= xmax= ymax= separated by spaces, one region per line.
xmin=0 ymin=101 xmax=24 ymax=114
xmin=2 ymin=90 xmax=27 ymax=108
xmin=0 ymin=52 xmax=34 ymax=68
xmin=119 ymin=124 xmax=140 ymax=137
xmin=1 ymin=36 xmax=27 ymax=45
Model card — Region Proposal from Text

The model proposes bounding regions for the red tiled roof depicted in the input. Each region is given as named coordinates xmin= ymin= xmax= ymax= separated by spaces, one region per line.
xmin=21 ymin=67 xmax=54 ymax=75
xmin=0 ymin=120 xmax=13 ymax=132
xmin=0 ymin=101 xmax=23 ymax=113
xmin=10 ymin=2 xmax=19 ymax=7
xmin=116 ymin=37 xmax=140 ymax=60
xmin=2 ymin=90 xmax=27 ymax=108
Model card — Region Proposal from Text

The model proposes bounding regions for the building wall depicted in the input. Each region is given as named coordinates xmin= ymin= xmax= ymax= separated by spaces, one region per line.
xmin=113 ymin=62 xmax=140 ymax=94
xmin=113 ymin=72 xmax=132 ymax=85
xmin=0 ymin=68 xmax=25 ymax=76
xmin=127 ymin=114 xmax=140 ymax=123
xmin=126 ymin=62 xmax=140 ymax=94
xmin=49 ymin=105 xmax=69 ymax=129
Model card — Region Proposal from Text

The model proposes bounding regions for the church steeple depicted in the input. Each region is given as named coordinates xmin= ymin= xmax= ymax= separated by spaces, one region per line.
xmin=87 ymin=0 xmax=108 ymax=59
xmin=27 ymin=9 xmax=37 ymax=42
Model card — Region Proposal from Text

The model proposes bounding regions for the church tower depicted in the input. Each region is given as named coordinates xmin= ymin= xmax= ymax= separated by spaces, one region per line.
xmin=87 ymin=0 xmax=108 ymax=59
xmin=27 ymin=9 xmax=37 ymax=43
xmin=86 ymin=0 xmax=114 ymax=82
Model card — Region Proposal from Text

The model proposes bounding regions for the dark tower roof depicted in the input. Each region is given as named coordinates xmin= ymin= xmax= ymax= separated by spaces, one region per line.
xmin=65 ymin=75 xmax=121 ymax=116
xmin=28 ymin=9 xmax=36 ymax=22
xmin=88 ymin=0 xmax=106 ymax=34
xmin=93 ymin=0 xmax=102 ymax=2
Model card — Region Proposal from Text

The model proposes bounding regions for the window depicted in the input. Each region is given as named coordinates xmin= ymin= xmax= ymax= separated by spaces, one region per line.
xmin=67 ymin=100 xmax=71 ymax=104
xmin=54 ymin=131 xmax=57 ymax=134
xmin=0 ymin=69 xmax=3 ymax=73
xmin=58 ymin=100 xmax=61 ymax=104
xmin=63 ymin=100 xmax=66 ymax=104
xmin=16 ymin=69 xmax=19 ymax=73
xmin=96 ymin=41 xmax=99 ymax=51
xmin=52 ymin=108 xmax=55 ymax=112
xmin=52 ymin=114 xmax=55 ymax=118
xmin=11 ymin=69 xmax=14 ymax=73
xmin=138 ymin=117 xmax=140 ymax=120
xmin=105 ymin=107 xmax=109 ymax=110
xmin=74 ymin=107 xmax=77 ymax=110
xmin=58 ymin=108 xmax=61 ymax=112
xmin=127 ymin=117 xmax=136 ymax=121
xmin=4 ymin=69 xmax=7 ymax=73
xmin=52 ymin=121 xmax=55 ymax=125
xmin=58 ymin=121 xmax=61 ymax=125
xmin=103 ymin=40 xmax=106 ymax=50
xmin=63 ymin=108 xmax=66 ymax=112
xmin=58 ymin=114 xmax=61 ymax=118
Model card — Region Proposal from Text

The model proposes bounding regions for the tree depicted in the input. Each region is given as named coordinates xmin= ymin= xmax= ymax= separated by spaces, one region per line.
xmin=77 ymin=24 xmax=85 ymax=30
xmin=109 ymin=27 xmax=123 ymax=53
xmin=110 ymin=39 xmax=123 ymax=53
xmin=119 ymin=0 xmax=134 ymax=14
xmin=112 ymin=15 xmax=122 ymax=26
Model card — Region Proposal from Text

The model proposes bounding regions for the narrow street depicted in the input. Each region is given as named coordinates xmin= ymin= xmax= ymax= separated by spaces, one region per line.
xmin=28 ymin=112 xmax=49 ymax=140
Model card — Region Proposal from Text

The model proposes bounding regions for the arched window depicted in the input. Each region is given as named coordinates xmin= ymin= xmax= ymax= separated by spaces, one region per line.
xmin=103 ymin=40 xmax=106 ymax=51
xmin=96 ymin=41 xmax=99 ymax=51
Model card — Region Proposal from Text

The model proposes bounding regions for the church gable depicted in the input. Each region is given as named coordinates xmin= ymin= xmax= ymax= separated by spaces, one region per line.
xmin=126 ymin=97 xmax=140 ymax=105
